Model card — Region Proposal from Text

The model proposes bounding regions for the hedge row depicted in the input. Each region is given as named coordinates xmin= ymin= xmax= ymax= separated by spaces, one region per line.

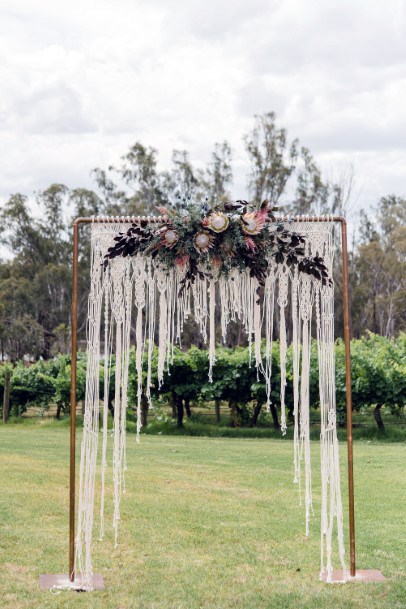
xmin=0 ymin=333 xmax=405 ymax=428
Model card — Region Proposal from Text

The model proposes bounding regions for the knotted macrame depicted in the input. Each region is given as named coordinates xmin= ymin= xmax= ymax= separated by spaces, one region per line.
xmin=75 ymin=217 xmax=348 ymax=589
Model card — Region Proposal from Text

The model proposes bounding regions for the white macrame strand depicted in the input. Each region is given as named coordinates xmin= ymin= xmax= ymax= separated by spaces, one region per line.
xmin=75 ymin=219 xmax=347 ymax=590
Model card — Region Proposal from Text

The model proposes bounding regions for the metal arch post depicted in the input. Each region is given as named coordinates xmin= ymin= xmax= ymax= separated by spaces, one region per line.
xmin=69 ymin=219 xmax=79 ymax=582
xmin=339 ymin=217 xmax=356 ymax=577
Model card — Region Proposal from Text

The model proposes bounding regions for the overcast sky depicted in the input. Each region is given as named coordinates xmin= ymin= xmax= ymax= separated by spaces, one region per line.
xmin=1 ymin=0 xmax=406 ymax=216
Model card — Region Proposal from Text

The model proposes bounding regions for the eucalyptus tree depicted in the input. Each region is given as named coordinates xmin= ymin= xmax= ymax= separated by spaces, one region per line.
xmin=0 ymin=185 xmax=72 ymax=358
xmin=91 ymin=142 xmax=165 ymax=215
xmin=244 ymin=111 xmax=298 ymax=206
xmin=352 ymin=196 xmax=406 ymax=338
xmin=244 ymin=112 xmax=353 ymax=217
xmin=198 ymin=141 xmax=233 ymax=202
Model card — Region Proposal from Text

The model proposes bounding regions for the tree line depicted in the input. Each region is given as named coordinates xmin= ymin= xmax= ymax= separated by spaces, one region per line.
xmin=0 ymin=111 xmax=405 ymax=360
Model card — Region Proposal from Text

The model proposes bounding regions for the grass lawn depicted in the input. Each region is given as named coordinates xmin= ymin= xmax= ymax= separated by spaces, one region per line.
xmin=0 ymin=425 xmax=405 ymax=609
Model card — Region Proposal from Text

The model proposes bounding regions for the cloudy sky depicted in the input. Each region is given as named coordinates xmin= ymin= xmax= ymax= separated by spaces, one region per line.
xmin=1 ymin=0 xmax=406 ymax=215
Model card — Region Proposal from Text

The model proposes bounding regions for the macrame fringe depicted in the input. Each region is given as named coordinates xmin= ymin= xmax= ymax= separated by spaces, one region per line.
xmin=75 ymin=220 xmax=348 ymax=589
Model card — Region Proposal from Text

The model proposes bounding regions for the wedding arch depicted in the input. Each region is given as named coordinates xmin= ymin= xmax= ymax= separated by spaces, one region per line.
xmin=40 ymin=199 xmax=385 ymax=590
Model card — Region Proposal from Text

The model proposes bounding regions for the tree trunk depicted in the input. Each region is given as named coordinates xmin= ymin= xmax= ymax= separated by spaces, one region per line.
xmin=56 ymin=402 xmax=63 ymax=420
xmin=250 ymin=400 xmax=263 ymax=426
xmin=215 ymin=399 xmax=221 ymax=423
xmin=141 ymin=394 xmax=149 ymax=427
xmin=374 ymin=403 xmax=385 ymax=431
xmin=176 ymin=395 xmax=184 ymax=428
xmin=372 ymin=288 xmax=378 ymax=334
xmin=2 ymin=369 xmax=10 ymax=423
xmin=184 ymin=398 xmax=191 ymax=418
xmin=269 ymin=402 xmax=281 ymax=430
xmin=229 ymin=400 xmax=242 ymax=427
xmin=171 ymin=392 xmax=177 ymax=418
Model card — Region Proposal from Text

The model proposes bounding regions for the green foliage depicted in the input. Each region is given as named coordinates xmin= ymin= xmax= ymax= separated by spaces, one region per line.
xmin=0 ymin=353 xmax=88 ymax=417
xmin=1 ymin=334 xmax=405 ymax=435
xmin=8 ymin=364 xmax=55 ymax=416
xmin=132 ymin=335 xmax=405 ymax=431
xmin=335 ymin=333 xmax=406 ymax=415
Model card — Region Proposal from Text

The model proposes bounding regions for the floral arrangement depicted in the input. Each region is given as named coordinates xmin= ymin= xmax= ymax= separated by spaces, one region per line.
xmin=104 ymin=197 xmax=330 ymax=293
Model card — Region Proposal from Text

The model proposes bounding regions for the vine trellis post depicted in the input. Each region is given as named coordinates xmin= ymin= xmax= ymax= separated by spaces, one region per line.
xmin=39 ymin=214 xmax=386 ymax=590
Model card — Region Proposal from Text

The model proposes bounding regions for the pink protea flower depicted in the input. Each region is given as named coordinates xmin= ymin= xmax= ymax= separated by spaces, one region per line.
xmin=241 ymin=211 xmax=266 ymax=235
xmin=194 ymin=230 xmax=215 ymax=253
xmin=206 ymin=212 xmax=229 ymax=233
xmin=162 ymin=228 xmax=179 ymax=248
xmin=244 ymin=237 xmax=258 ymax=253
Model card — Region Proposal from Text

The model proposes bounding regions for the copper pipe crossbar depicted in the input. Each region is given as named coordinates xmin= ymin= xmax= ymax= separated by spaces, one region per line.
xmin=68 ymin=214 xmax=356 ymax=582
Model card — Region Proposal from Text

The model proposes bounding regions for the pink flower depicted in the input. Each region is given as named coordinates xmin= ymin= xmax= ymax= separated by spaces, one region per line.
xmin=194 ymin=231 xmax=215 ymax=253
xmin=155 ymin=205 xmax=172 ymax=217
xmin=175 ymin=254 xmax=190 ymax=268
xmin=241 ymin=211 xmax=266 ymax=235
xmin=162 ymin=228 xmax=179 ymax=248
xmin=244 ymin=237 xmax=258 ymax=252
xmin=257 ymin=207 xmax=269 ymax=222
xmin=211 ymin=256 xmax=222 ymax=270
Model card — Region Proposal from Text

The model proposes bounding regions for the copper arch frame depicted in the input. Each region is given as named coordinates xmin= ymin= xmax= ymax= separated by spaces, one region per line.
xmin=68 ymin=215 xmax=356 ymax=582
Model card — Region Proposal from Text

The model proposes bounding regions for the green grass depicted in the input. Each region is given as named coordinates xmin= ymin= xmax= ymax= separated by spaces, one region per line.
xmin=0 ymin=425 xmax=405 ymax=609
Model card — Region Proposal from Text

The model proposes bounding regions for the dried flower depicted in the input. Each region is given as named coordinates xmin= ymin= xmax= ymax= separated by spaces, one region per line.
xmin=155 ymin=205 xmax=172 ymax=217
xmin=194 ymin=230 xmax=215 ymax=253
xmin=221 ymin=240 xmax=235 ymax=256
xmin=211 ymin=256 xmax=222 ymax=270
xmin=241 ymin=211 xmax=267 ymax=235
xmin=244 ymin=237 xmax=258 ymax=253
xmin=206 ymin=212 xmax=229 ymax=233
xmin=175 ymin=254 xmax=190 ymax=268
xmin=162 ymin=228 xmax=179 ymax=248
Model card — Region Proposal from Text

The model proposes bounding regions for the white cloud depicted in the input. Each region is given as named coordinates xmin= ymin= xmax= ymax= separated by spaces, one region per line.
xmin=0 ymin=0 xmax=405 ymax=214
